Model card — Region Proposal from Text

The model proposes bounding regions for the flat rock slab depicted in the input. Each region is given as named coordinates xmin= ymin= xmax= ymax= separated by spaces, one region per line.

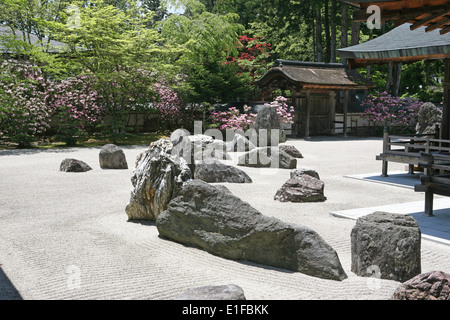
xmin=351 ymin=211 xmax=421 ymax=283
xmin=156 ymin=179 xmax=347 ymax=281
xmin=59 ymin=158 xmax=92 ymax=172
xmin=391 ymin=271 xmax=450 ymax=300
xmin=194 ymin=160 xmax=252 ymax=183
xmin=238 ymin=147 xmax=296 ymax=169
xmin=99 ymin=144 xmax=128 ymax=169
xmin=174 ymin=284 xmax=246 ymax=300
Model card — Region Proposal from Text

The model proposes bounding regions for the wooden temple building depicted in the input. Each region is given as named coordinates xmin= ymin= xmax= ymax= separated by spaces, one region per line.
xmin=254 ymin=60 xmax=375 ymax=138
xmin=340 ymin=0 xmax=450 ymax=138
xmin=340 ymin=0 xmax=450 ymax=216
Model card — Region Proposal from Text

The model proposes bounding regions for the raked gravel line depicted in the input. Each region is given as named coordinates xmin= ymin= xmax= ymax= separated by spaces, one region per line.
xmin=0 ymin=137 xmax=449 ymax=300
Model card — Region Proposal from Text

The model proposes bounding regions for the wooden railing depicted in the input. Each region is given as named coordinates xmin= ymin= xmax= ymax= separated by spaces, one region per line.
xmin=415 ymin=152 xmax=450 ymax=216
xmin=376 ymin=130 xmax=448 ymax=176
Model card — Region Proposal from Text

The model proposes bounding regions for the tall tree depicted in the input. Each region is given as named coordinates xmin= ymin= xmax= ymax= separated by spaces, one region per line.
xmin=330 ymin=0 xmax=337 ymax=63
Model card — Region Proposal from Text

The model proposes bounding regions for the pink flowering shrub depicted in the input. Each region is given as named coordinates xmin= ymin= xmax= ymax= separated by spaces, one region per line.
xmin=210 ymin=96 xmax=294 ymax=131
xmin=264 ymin=96 xmax=295 ymax=125
xmin=45 ymin=76 xmax=104 ymax=145
xmin=210 ymin=106 xmax=257 ymax=131
xmin=149 ymin=83 xmax=192 ymax=129
xmin=0 ymin=60 xmax=51 ymax=147
xmin=361 ymin=92 xmax=422 ymax=131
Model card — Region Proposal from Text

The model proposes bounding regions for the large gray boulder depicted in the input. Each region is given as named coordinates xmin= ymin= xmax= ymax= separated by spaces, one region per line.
xmin=274 ymin=173 xmax=326 ymax=203
xmin=174 ymin=284 xmax=246 ymax=300
xmin=391 ymin=271 xmax=450 ymax=300
xmin=170 ymin=128 xmax=190 ymax=148
xmin=125 ymin=138 xmax=191 ymax=221
xmin=99 ymin=144 xmax=128 ymax=169
xmin=156 ymin=179 xmax=347 ymax=281
xmin=225 ymin=133 xmax=256 ymax=152
xmin=415 ymin=102 xmax=442 ymax=135
xmin=60 ymin=158 xmax=92 ymax=172
xmin=254 ymin=106 xmax=283 ymax=146
xmin=351 ymin=212 xmax=421 ymax=283
xmin=194 ymin=160 xmax=252 ymax=183
xmin=238 ymin=147 xmax=297 ymax=169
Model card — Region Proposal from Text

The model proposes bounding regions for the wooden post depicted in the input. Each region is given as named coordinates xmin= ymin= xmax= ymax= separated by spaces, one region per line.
xmin=343 ymin=90 xmax=349 ymax=137
xmin=305 ymin=90 xmax=311 ymax=138
xmin=329 ymin=91 xmax=337 ymax=134
xmin=381 ymin=126 xmax=389 ymax=177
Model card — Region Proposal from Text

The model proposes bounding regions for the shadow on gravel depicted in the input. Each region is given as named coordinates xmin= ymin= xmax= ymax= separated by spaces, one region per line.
xmin=0 ymin=267 xmax=22 ymax=300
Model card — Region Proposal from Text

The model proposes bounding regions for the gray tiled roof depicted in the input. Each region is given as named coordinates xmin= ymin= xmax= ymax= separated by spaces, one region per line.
xmin=337 ymin=23 xmax=450 ymax=61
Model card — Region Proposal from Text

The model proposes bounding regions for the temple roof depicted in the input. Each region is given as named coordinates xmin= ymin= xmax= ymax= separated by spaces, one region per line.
xmin=337 ymin=23 xmax=450 ymax=66
xmin=255 ymin=60 xmax=375 ymax=90
xmin=342 ymin=0 xmax=450 ymax=34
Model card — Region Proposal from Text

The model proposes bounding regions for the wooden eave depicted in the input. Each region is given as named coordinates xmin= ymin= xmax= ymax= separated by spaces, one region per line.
xmin=255 ymin=60 xmax=375 ymax=91
xmin=343 ymin=0 xmax=450 ymax=34
xmin=337 ymin=23 xmax=450 ymax=67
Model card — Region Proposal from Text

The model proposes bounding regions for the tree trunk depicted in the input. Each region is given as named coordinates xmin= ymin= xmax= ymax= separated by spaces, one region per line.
xmin=340 ymin=2 xmax=348 ymax=64
xmin=351 ymin=7 xmax=361 ymax=46
xmin=331 ymin=0 xmax=337 ymax=63
xmin=386 ymin=62 xmax=393 ymax=93
xmin=315 ymin=5 xmax=323 ymax=62
xmin=392 ymin=63 xmax=402 ymax=96
xmin=325 ymin=0 xmax=331 ymax=63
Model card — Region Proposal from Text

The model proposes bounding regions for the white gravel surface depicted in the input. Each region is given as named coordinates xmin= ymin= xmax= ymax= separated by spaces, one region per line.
xmin=1 ymin=136 xmax=449 ymax=300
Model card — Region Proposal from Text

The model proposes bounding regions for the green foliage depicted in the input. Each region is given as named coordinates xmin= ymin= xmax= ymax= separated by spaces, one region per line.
xmin=160 ymin=2 xmax=251 ymax=104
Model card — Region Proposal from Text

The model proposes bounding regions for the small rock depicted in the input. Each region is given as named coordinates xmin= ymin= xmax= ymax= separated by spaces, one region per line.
xmin=99 ymin=144 xmax=128 ymax=169
xmin=174 ymin=284 xmax=246 ymax=300
xmin=279 ymin=145 xmax=303 ymax=158
xmin=274 ymin=174 xmax=326 ymax=202
xmin=291 ymin=169 xmax=320 ymax=180
xmin=391 ymin=271 xmax=450 ymax=300
xmin=60 ymin=158 xmax=92 ymax=172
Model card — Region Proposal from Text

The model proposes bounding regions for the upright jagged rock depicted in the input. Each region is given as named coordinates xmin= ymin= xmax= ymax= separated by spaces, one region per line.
xmin=125 ymin=139 xmax=191 ymax=221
